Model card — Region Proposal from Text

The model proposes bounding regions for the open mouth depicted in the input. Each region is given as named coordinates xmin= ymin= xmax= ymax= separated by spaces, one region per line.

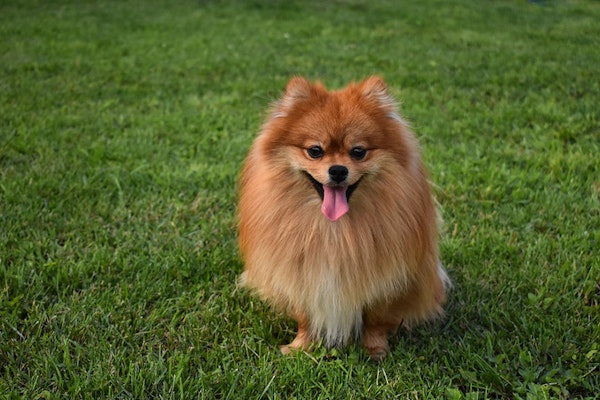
xmin=303 ymin=172 xmax=361 ymax=221
xmin=303 ymin=172 xmax=360 ymax=201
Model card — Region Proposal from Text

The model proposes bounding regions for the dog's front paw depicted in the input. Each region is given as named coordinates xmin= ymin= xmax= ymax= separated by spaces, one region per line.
xmin=365 ymin=345 xmax=389 ymax=362
xmin=279 ymin=344 xmax=295 ymax=355
xmin=280 ymin=332 xmax=313 ymax=355
xmin=362 ymin=330 xmax=390 ymax=362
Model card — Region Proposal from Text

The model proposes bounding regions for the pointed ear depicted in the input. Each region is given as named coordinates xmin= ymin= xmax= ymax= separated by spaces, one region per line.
xmin=271 ymin=77 xmax=320 ymax=116
xmin=284 ymin=77 xmax=313 ymax=102
xmin=358 ymin=76 xmax=396 ymax=109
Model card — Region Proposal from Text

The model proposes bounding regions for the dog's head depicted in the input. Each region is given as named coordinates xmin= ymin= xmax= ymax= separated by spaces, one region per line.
xmin=261 ymin=76 xmax=414 ymax=221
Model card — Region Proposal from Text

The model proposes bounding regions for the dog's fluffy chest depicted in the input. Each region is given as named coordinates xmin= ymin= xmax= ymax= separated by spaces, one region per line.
xmin=305 ymin=261 xmax=364 ymax=347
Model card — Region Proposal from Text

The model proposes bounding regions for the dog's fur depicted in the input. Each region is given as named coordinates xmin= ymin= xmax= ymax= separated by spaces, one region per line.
xmin=238 ymin=76 xmax=449 ymax=360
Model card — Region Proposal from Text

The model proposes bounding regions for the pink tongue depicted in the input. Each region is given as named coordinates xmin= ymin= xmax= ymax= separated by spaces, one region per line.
xmin=321 ymin=186 xmax=349 ymax=222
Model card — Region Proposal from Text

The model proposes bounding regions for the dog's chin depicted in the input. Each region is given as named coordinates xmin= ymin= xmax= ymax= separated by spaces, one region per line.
xmin=302 ymin=171 xmax=360 ymax=201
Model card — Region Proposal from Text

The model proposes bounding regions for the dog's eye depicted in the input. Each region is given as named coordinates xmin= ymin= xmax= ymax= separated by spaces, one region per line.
xmin=307 ymin=146 xmax=324 ymax=159
xmin=350 ymin=147 xmax=367 ymax=160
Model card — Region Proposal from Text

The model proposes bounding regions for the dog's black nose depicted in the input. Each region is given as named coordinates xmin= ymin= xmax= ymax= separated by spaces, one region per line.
xmin=328 ymin=165 xmax=348 ymax=183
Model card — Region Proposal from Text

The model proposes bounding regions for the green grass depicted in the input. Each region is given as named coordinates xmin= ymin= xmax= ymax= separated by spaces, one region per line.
xmin=1 ymin=0 xmax=599 ymax=398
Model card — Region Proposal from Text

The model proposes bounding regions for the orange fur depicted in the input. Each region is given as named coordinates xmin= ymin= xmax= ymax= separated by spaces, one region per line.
xmin=238 ymin=76 xmax=450 ymax=360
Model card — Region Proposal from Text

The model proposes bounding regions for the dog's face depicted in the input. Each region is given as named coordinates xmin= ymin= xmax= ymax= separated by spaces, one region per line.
xmin=262 ymin=77 xmax=411 ymax=221
xmin=291 ymin=115 xmax=381 ymax=221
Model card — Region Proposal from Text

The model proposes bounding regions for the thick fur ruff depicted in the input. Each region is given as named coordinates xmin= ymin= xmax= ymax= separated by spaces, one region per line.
xmin=238 ymin=76 xmax=449 ymax=357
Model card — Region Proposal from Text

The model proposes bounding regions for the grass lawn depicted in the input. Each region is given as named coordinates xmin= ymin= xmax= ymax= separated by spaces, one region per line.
xmin=1 ymin=0 xmax=599 ymax=398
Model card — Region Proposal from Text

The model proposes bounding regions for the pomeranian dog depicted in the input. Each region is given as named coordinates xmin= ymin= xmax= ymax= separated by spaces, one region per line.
xmin=238 ymin=76 xmax=450 ymax=361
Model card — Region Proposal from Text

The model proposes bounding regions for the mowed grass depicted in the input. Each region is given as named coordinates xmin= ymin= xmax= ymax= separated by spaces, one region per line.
xmin=1 ymin=0 xmax=599 ymax=398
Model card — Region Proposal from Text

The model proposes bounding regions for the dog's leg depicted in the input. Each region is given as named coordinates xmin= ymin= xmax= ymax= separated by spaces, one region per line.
xmin=362 ymin=263 xmax=449 ymax=361
xmin=361 ymin=322 xmax=393 ymax=361
xmin=280 ymin=313 xmax=312 ymax=355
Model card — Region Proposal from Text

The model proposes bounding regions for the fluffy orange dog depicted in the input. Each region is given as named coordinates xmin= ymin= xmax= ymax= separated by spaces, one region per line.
xmin=238 ymin=76 xmax=450 ymax=360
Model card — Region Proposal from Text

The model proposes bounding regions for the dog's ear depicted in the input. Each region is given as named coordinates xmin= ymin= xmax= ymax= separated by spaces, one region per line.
xmin=283 ymin=77 xmax=313 ymax=103
xmin=272 ymin=77 xmax=325 ymax=117
xmin=358 ymin=76 xmax=395 ymax=108
xmin=358 ymin=76 xmax=406 ymax=123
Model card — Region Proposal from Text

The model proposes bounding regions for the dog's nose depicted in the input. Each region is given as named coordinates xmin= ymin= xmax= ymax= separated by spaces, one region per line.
xmin=328 ymin=165 xmax=348 ymax=183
